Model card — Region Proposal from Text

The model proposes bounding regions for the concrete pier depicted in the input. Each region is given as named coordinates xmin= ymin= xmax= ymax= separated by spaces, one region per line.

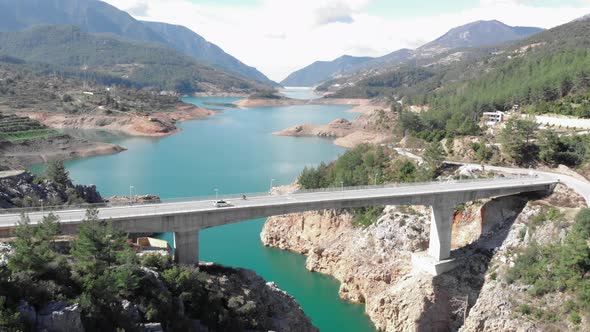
xmin=0 ymin=176 xmax=557 ymax=274
xmin=428 ymin=203 xmax=455 ymax=261
xmin=174 ymin=230 xmax=199 ymax=264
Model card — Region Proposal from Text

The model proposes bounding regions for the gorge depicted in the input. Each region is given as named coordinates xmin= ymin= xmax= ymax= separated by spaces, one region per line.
xmin=30 ymin=90 xmax=377 ymax=331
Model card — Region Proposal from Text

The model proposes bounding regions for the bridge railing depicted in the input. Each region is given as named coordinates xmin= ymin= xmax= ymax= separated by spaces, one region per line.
xmin=292 ymin=174 xmax=539 ymax=195
xmin=0 ymin=174 xmax=542 ymax=216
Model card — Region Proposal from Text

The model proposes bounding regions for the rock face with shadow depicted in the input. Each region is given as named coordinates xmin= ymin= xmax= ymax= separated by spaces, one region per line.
xmin=261 ymin=184 xmax=583 ymax=331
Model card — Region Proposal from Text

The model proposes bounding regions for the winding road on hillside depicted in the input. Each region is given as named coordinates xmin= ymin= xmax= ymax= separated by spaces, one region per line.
xmin=394 ymin=148 xmax=590 ymax=205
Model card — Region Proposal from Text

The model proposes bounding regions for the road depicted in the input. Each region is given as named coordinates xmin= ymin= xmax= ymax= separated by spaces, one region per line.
xmin=392 ymin=148 xmax=590 ymax=205
xmin=0 ymin=176 xmax=555 ymax=228
xmin=456 ymin=163 xmax=590 ymax=205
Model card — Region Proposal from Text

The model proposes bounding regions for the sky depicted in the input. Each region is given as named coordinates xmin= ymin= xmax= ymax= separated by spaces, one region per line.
xmin=102 ymin=0 xmax=590 ymax=82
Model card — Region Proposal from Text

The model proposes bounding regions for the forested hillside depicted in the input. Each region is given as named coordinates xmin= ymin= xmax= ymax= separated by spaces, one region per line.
xmin=0 ymin=0 xmax=275 ymax=86
xmin=327 ymin=19 xmax=590 ymax=142
xmin=0 ymin=26 xmax=267 ymax=94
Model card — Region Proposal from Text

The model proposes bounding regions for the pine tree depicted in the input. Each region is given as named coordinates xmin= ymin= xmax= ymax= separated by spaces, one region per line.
xmin=45 ymin=159 xmax=70 ymax=188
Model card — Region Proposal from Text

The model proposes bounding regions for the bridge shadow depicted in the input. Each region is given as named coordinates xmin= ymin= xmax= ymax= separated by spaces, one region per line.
xmin=414 ymin=191 xmax=543 ymax=332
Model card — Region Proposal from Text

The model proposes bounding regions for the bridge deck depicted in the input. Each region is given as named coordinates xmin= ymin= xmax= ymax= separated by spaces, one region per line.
xmin=0 ymin=176 xmax=556 ymax=229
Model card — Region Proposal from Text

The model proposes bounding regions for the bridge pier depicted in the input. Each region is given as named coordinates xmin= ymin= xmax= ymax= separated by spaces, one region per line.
xmin=428 ymin=203 xmax=454 ymax=261
xmin=412 ymin=203 xmax=459 ymax=276
xmin=174 ymin=230 xmax=199 ymax=265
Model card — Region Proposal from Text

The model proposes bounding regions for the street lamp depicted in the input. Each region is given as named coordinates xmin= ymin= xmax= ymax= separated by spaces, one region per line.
xmin=129 ymin=185 xmax=135 ymax=203
xmin=214 ymin=188 xmax=219 ymax=200
xmin=269 ymin=178 xmax=275 ymax=194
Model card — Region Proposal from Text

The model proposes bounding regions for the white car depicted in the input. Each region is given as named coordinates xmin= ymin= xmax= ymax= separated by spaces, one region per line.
xmin=213 ymin=200 xmax=231 ymax=208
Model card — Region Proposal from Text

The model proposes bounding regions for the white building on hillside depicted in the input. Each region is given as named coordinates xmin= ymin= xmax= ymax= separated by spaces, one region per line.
xmin=482 ymin=111 xmax=505 ymax=126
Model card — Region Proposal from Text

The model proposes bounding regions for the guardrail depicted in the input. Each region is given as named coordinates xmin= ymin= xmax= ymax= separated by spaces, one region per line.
xmin=0 ymin=175 xmax=544 ymax=216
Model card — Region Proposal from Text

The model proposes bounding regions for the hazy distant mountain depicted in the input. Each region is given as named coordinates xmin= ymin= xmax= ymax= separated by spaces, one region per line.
xmin=281 ymin=55 xmax=374 ymax=87
xmin=284 ymin=20 xmax=542 ymax=87
xmin=417 ymin=20 xmax=543 ymax=55
xmin=349 ymin=48 xmax=415 ymax=73
xmin=0 ymin=0 xmax=275 ymax=86
xmin=142 ymin=21 xmax=276 ymax=86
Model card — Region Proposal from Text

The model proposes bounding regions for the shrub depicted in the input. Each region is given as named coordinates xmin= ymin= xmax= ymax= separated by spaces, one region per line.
xmin=518 ymin=304 xmax=531 ymax=315
xmin=570 ymin=311 xmax=581 ymax=324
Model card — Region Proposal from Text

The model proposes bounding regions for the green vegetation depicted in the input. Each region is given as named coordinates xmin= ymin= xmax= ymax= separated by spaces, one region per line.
xmin=499 ymin=117 xmax=539 ymax=165
xmin=298 ymin=145 xmax=389 ymax=189
xmin=506 ymin=208 xmax=590 ymax=323
xmin=331 ymin=20 xmax=590 ymax=147
xmin=0 ymin=114 xmax=59 ymax=142
xmin=529 ymin=93 xmax=590 ymax=118
xmin=0 ymin=25 xmax=264 ymax=94
xmin=297 ymin=144 xmax=445 ymax=227
xmin=498 ymin=116 xmax=590 ymax=167
xmin=352 ymin=206 xmax=385 ymax=228
xmin=330 ymin=67 xmax=436 ymax=99
xmin=45 ymin=160 xmax=70 ymax=189
xmin=0 ymin=209 xmax=285 ymax=330
xmin=8 ymin=160 xmax=96 ymax=208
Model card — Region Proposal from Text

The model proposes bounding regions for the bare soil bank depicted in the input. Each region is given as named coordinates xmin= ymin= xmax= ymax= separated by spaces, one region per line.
xmin=22 ymin=104 xmax=216 ymax=138
xmin=0 ymin=134 xmax=125 ymax=169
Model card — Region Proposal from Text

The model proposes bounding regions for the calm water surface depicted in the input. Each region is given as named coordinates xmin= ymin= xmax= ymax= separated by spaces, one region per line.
xmin=41 ymin=90 xmax=376 ymax=332
xmin=280 ymin=87 xmax=323 ymax=100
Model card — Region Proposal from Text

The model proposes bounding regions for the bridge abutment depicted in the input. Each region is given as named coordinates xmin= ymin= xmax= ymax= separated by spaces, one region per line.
xmin=174 ymin=229 xmax=199 ymax=265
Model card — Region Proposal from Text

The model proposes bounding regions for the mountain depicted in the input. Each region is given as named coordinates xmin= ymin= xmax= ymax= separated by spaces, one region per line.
xmin=574 ymin=13 xmax=590 ymax=22
xmin=281 ymin=55 xmax=374 ymax=87
xmin=331 ymin=18 xmax=590 ymax=110
xmin=0 ymin=0 xmax=164 ymax=43
xmin=417 ymin=20 xmax=543 ymax=56
xmin=0 ymin=0 xmax=275 ymax=86
xmin=357 ymin=49 xmax=414 ymax=70
xmin=0 ymin=25 xmax=265 ymax=94
xmin=284 ymin=20 xmax=542 ymax=88
xmin=142 ymin=21 xmax=276 ymax=86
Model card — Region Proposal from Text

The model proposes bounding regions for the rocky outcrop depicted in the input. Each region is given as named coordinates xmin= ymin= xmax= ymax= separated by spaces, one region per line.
xmin=274 ymin=118 xmax=354 ymax=138
xmin=272 ymin=101 xmax=394 ymax=148
xmin=4 ymin=239 xmax=317 ymax=332
xmin=0 ymin=170 xmax=103 ymax=209
xmin=261 ymin=184 xmax=584 ymax=331
xmin=105 ymin=194 xmax=161 ymax=205
xmin=200 ymin=263 xmax=318 ymax=332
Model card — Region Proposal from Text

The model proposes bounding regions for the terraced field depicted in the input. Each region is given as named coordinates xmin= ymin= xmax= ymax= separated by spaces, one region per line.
xmin=0 ymin=114 xmax=60 ymax=142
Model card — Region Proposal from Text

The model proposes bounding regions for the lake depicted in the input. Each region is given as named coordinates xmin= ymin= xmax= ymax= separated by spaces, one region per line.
xmin=52 ymin=89 xmax=377 ymax=332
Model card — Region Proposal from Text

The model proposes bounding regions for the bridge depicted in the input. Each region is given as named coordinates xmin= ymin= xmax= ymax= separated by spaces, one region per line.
xmin=0 ymin=176 xmax=556 ymax=275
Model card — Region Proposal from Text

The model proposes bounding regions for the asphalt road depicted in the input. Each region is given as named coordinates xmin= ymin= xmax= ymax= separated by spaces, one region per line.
xmin=0 ymin=176 xmax=555 ymax=228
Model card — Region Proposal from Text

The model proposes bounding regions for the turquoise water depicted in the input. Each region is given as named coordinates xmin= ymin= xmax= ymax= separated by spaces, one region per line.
xmin=280 ymin=87 xmax=323 ymax=100
xmin=45 ymin=93 xmax=376 ymax=331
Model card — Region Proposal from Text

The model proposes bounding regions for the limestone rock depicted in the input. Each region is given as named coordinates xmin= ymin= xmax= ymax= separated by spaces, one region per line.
xmin=36 ymin=302 xmax=84 ymax=332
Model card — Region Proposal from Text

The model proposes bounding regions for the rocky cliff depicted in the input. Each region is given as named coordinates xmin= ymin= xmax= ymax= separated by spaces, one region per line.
xmin=0 ymin=170 xmax=102 ymax=209
xmin=261 ymin=183 xmax=584 ymax=331
xmin=10 ymin=262 xmax=317 ymax=332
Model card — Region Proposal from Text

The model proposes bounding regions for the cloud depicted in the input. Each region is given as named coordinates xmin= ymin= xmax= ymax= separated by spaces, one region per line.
xmin=315 ymin=2 xmax=355 ymax=25
xmin=102 ymin=0 xmax=590 ymax=81
xmin=126 ymin=2 xmax=149 ymax=16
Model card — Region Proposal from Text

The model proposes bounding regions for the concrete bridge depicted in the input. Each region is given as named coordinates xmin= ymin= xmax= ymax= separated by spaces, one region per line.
xmin=0 ymin=176 xmax=556 ymax=275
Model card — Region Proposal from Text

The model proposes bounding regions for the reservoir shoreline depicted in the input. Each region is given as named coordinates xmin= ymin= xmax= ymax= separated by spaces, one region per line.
xmin=41 ymin=91 xmax=378 ymax=332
